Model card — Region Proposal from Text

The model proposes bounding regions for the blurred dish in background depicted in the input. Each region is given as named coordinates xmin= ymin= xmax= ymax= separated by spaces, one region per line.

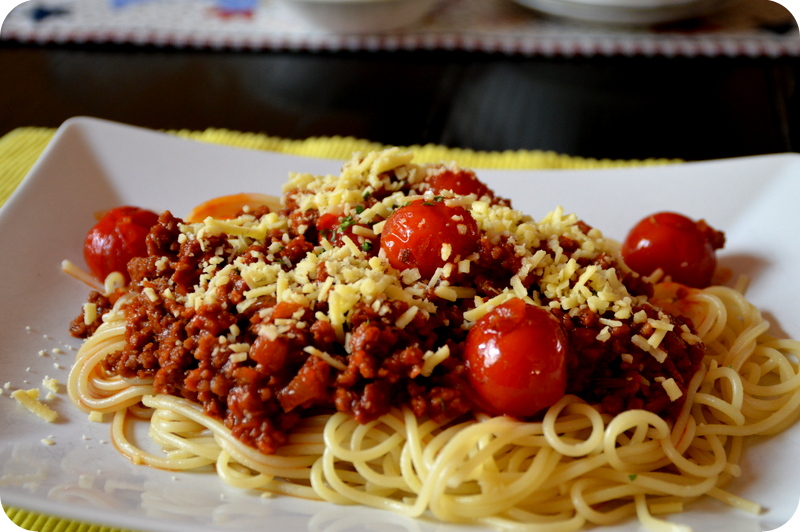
xmin=277 ymin=0 xmax=437 ymax=33
xmin=513 ymin=0 xmax=733 ymax=25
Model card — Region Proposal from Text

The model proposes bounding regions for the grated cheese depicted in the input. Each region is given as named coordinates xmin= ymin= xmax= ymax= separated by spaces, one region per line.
xmin=395 ymin=306 xmax=419 ymax=329
xmin=646 ymin=318 xmax=675 ymax=349
xmin=662 ymin=378 xmax=683 ymax=401
xmin=143 ymin=287 xmax=159 ymax=303
xmin=83 ymin=302 xmax=98 ymax=325
xmin=441 ymin=243 xmax=452 ymax=261
xmin=632 ymin=334 xmax=668 ymax=364
xmin=42 ymin=376 xmax=59 ymax=393
xmin=128 ymin=148 xmax=693 ymax=398
xmin=10 ymin=389 xmax=58 ymax=423
xmin=421 ymin=345 xmax=450 ymax=377
xmin=229 ymin=353 xmax=248 ymax=364
xmin=304 ymin=346 xmax=347 ymax=371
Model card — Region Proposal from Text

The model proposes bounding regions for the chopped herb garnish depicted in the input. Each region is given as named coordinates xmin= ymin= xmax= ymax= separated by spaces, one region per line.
xmin=338 ymin=216 xmax=356 ymax=233
xmin=354 ymin=205 xmax=365 ymax=214
xmin=628 ymin=474 xmax=637 ymax=481
xmin=361 ymin=241 xmax=373 ymax=252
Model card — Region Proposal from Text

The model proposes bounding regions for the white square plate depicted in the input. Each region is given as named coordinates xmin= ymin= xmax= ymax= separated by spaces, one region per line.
xmin=1 ymin=117 xmax=799 ymax=532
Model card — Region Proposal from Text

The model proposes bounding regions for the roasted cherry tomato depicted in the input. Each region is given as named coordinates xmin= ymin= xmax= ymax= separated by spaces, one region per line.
xmin=424 ymin=169 xmax=493 ymax=199
xmin=84 ymin=206 xmax=159 ymax=282
xmin=465 ymin=299 xmax=568 ymax=418
xmin=621 ymin=212 xmax=725 ymax=288
xmin=380 ymin=199 xmax=479 ymax=279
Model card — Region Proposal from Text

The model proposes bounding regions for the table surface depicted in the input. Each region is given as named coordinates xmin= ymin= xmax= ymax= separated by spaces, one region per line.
xmin=0 ymin=39 xmax=798 ymax=161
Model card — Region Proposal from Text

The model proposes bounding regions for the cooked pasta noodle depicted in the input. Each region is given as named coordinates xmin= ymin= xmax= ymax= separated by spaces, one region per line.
xmin=68 ymin=279 xmax=800 ymax=531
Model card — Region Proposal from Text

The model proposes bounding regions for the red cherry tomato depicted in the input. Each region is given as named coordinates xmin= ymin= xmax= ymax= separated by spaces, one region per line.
xmin=465 ymin=299 xmax=568 ymax=418
xmin=424 ymin=169 xmax=493 ymax=199
xmin=316 ymin=212 xmax=341 ymax=237
xmin=621 ymin=212 xmax=725 ymax=288
xmin=315 ymin=212 xmax=378 ymax=252
xmin=380 ymin=199 xmax=479 ymax=279
xmin=84 ymin=206 xmax=159 ymax=282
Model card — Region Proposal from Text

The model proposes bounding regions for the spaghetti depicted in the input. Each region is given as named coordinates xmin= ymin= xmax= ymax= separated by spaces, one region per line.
xmin=67 ymin=149 xmax=800 ymax=531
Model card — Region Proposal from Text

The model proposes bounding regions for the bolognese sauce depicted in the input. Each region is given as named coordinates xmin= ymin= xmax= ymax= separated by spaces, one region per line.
xmin=71 ymin=149 xmax=708 ymax=456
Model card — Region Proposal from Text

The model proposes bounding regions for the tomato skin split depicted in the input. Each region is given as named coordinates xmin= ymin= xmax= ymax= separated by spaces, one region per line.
xmin=380 ymin=199 xmax=479 ymax=279
xmin=83 ymin=206 xmax=159 ymax=282
xmin=621 ymin=212 xmax=725 ymax=289
xmin=465 ymin=299 xmax=568 ymax=419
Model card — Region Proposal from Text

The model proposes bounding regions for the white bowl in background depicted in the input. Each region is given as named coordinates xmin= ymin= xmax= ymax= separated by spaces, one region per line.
xmin=278 ymin=0 xmax=437 ymax=33
xmin=513 ymin=0 xmax=732 ymax=25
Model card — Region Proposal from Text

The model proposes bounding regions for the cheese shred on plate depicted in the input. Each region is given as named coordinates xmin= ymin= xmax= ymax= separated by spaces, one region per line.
xmin=11 ymin=388 xmax=58 ymax=423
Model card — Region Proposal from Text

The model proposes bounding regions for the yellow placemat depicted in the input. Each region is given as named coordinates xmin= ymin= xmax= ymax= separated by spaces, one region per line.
xmin=4 ymin=507 xmax=132 ymax=532
xmin=0 ymin=125 xmax=675 ymax=532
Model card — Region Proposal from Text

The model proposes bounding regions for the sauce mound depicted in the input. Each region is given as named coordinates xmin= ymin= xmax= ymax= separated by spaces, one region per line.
xmin=71 ymin=148 xmax=703 ymax=455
